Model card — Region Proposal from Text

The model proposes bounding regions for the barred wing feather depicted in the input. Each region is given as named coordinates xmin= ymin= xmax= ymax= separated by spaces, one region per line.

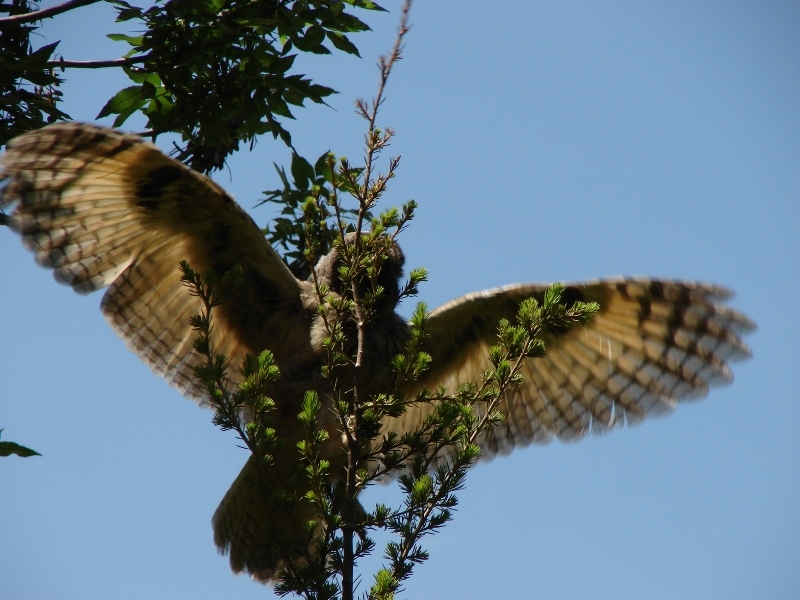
xmin=0 ymin=123 xmax=312 ymax=405
xmin=392 ymin=278 xmax=755 ymax=459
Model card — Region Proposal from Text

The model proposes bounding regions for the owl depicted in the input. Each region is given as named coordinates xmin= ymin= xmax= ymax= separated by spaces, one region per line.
xmin=0 ymin=123 xmax=754 ymax=582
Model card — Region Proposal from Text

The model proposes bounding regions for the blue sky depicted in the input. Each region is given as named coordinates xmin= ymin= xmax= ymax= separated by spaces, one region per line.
xmin=2 ymin=2 xmax=798 ymax=599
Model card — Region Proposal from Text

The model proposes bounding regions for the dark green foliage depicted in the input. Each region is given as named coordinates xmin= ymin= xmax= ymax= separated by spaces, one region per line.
xmin=261 ymin=151 xmax=343 ymax=279
xmin=0 ymin=0 xmax=383 ymax=172
xmin=0 ymin=0 xmax=69 ymax=147
xmin=101 ymin=0 xmax=385 ymax=172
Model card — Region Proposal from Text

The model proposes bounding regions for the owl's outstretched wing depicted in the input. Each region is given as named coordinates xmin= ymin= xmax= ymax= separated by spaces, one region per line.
xmin=391 ymin=278 xmax=754 ymax=459
xmin=1 ymin=123 xmax=313 ymax=405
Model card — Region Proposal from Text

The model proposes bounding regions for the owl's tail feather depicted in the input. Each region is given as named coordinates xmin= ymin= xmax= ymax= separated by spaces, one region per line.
xmin=213 ymin=456 xmax=354 ymax=583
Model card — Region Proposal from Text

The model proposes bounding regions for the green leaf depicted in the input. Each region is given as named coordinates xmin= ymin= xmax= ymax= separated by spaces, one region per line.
xmin=294 ymin=25 xmax=327 ymax=52
xmin=0 ymin=442 xmax=41 ymax=457
xmin=140 ymin=79 xmax=157 ymax=98
xmin=314 ymin=151 xmax=334 ymax=180
xmin=349 ymin=1 xmax=387 ymax=12
xmin=290 ymin=153 xmax=315 ymax=189
xmin=28 ymin=41 xmax=60 ymax=61
xmin=326 ymin=31 xmax=360 ymax=56
xmin=110 ymin=0 xmax=143 ymax=22
xmin=96 ymin=85 xmax=145 ymax=119
xmin=0 ymin=431 xmax=40 ymax=457
xmin=107 ymin=33 xmax=144 ymax=46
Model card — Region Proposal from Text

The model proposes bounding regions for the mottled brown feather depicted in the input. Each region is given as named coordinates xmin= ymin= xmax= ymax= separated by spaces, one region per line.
xmin=1 ymin=122 xmax=314 ymax=404
xmin=387 ymin=279 xmax=754 ymax=459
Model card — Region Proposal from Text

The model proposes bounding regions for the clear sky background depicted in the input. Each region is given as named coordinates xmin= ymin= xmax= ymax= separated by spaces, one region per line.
xmin=2 ymin=2 xmax=798 ymax=599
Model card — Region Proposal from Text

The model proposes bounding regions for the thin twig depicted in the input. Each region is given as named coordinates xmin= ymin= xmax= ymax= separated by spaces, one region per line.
xmin=342 ymin=4 xmax=413 ymax=597
xmin=354 ymin=0 xmax=412 ymax=236
xmin=48 ymin=56 xmax=148 ymax=69
xmin=0 ymin=0 xmax=101 ymax=25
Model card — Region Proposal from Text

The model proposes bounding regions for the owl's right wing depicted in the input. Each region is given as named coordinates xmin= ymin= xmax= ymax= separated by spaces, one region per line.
xmin=390 ymin=278 xmax=754 ymax=459
xmin=1 ymin=123 xmax=314 ymax=405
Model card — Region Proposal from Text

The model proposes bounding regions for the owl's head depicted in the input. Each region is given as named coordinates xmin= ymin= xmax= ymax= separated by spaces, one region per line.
xmin=312 ymin=231 xmax=405 ymax=311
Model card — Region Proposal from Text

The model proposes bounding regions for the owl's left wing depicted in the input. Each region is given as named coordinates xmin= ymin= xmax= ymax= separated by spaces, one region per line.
xmin=1 ymin=123 xmax=314 ymax=405
xmin=389 ymin=278 xmax=754 ymax=459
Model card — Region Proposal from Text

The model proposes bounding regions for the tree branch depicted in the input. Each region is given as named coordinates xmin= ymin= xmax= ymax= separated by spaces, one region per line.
xmin=0 ymin=0 xmax=101 ymax=25
xmin=354 ymin=0 xmax=411 ymax=236
xmin=49 ymin=56 xmax=148 ymax=69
